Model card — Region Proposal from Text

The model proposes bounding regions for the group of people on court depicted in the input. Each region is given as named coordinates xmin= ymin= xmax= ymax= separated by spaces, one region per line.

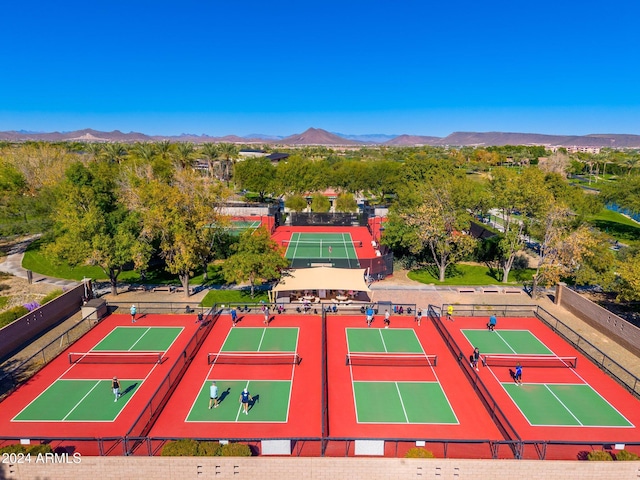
xmin=208 ymin=381 xmax=254 ymax=414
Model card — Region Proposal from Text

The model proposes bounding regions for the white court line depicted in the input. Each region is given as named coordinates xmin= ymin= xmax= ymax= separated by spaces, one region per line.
xmin=62 ymin=381 xmax=102 ymax=420
xmin=544 ymin=384 xmax=583 ymax=425
xmin=394 ymin=382 xmax=409 ymax=423
xmin=128 ymin=327 xmax=152 ymax=350
xmin=494 ymin=331 xmax=518 ymax=353
xmin=378 ymin=329 xmax=388 ymax=352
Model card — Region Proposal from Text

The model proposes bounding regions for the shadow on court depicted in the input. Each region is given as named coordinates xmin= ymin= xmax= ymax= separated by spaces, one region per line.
xmin=121 ymin=382 xmax=139 ymax=398
xmin=218 ymin=388 xmax=231 ymax=404
xmin=249 ymin=394 xmax=260 ymax=411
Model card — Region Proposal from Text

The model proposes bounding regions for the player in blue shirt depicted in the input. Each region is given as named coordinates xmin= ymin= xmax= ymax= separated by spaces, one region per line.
xmin=487 ymin=314 xmax=497 ymax=331
xmin=239 ymin=387 xmax=253 ymax=415
xmin=515 ymin=363 xmax=523 ymax=386
xmin=365 ymin=306 xmax=374 ymax=327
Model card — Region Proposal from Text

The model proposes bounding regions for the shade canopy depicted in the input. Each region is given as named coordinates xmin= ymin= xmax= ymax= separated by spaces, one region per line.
xmin=271 ymin=267 xmax=371 ymax=294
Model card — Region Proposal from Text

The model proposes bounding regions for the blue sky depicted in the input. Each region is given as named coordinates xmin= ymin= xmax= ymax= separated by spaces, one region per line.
xmin=1 ymin=0 xmax=639 ymax=137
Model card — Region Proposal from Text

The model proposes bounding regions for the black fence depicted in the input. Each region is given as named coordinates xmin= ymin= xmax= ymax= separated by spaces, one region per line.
xmin=290 ymin=212 xmax=368 ymax=227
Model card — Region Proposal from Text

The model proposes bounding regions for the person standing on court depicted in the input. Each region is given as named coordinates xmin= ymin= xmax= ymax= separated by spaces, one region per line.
xmin=262 ymin=304 xmax=269 ymax=326
xmin=415 ymin=308 xmax=422 ymax=326
xmin=470 ymin=347 xmax=480 ymax=371
xmin=231 ymin=307 xmax=238 ymax=327
xmin=130 ymin=304 xmax=137 ymax=323
xmin=487 ymin=314 xmax=497 ymax=331
xmin=384 ymin=309 xmax=390 ymax=328
xmin=208 ymin=381 xmax=219 ymax=409
xmin=447 ymin=305 xmax=454 ymax=321
xmin=515 ymin=363 xmax=523 ymax=386
xmin=328 ymin=245 xmax=333 ymax=260
xmin=365 ymin=305 xmax=374 ymax=327
xmin=239 ymin=387 xmax=253 ymax=415
xmin=112 ymin=376 xmax=121 ymax=402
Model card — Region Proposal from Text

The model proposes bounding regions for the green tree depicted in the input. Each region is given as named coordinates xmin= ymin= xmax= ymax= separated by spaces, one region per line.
xmin=489 ymin=167 xmax=552 ymax=283
xmin=401 ymin=186 xmax=477 ymax=281
xmin=201 ymin=143 xmax=221 ymax=178
xmin=334 ymin=192 xmax=357 ymax=212
xmin=615 ymin=250 xmax=640 ymax=301
xmin=46 ymin=161 xmax=143 ymax=295
xmin=222 ymin=226 xmax=289 ymax=297
xmin=310 ymin=193 xmax=330 ymax=212
xmin=284 ymin=194 xmax=308 ymax=212
xmin=233 ymin=157 xmax=276 ymax=202
xmin=131 ymin=168 xmax=226 ymax=295
xmin=218 ymin=143 xmax=239 ymax=183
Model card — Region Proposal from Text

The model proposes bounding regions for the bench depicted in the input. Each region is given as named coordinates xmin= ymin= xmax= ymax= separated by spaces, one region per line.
xmin=152 ymin=286 xmax=174 ymax=293
xmin=482 ymin=288 xmax=501 ymax=294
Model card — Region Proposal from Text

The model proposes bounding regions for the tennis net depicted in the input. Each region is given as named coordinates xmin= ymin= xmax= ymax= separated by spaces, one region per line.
xmin=207 ymin=352 xmax=302 ymax=365
xmin=68 ymin=351 xmax=163 ymax=364
xmin=282 ymin=239 xmax=363 ymax=248
xmin=346 ymin=352 xmax=437 ymax=367
xmin=481 ymin=354 xmax=578 ymax=368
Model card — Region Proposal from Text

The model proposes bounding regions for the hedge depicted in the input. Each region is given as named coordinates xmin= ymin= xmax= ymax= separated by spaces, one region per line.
xmin=0 ymin=305 xmax=29 ymax=329
xmin=405 ymin=447 xmax=435 ymax=458
xmin=0 ymin=444 xmax=53 ymax=454
xmin=161 ymin=440 xmax=251 ymax=457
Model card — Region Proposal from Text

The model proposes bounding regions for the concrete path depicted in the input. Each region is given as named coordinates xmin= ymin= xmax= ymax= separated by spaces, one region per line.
xmin=0 ymin=235 xmax=78 ymax=289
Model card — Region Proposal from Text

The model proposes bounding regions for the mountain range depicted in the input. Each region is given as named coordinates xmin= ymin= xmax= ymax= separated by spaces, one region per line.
xmin=1 ymin=127 xmax=639 ymax=148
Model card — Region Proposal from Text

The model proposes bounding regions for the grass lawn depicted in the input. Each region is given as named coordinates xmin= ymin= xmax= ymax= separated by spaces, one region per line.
xmin=200 ymin=289 xmax=269 ymax=307
xmin=408 ymin=263 xmax=534 ymax=286
xmin=587 ymin=209 xmax=640 ymax=246
xmin=22 ymin=239 xmax=226 ymax=284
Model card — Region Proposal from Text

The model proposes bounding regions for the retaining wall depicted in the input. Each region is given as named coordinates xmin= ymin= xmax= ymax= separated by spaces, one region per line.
xmin=4 ymin=456 xmax=639 ymax=480
xmin=555 ymin=283 xmax=640 ymax=357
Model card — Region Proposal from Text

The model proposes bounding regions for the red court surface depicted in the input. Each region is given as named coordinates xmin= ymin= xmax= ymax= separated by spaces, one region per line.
xmin=149 ymin=312 xmax=322 ymax=442
xmin=441 ymin=315 xmax=640 ymax=458
xmin=0 ymin=313 xmax=200 ymax=452
xmin=271 ymin=225 xmax=378 ymax=260
xmin=325 ymin=314 xmax=504 ymax=458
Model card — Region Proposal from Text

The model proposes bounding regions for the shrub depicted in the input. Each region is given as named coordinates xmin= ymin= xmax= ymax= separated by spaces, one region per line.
xmin=587 ymin=450 xmax=613 ymax=461
xmin=41 ymin=289 xmax=64 ymax=304
xmin=23 ymin=301 xmax=40 ymax=311
xmin=219 ymin=443 xmax=252 ymax=456
xmin=161 ymin=439 xmax=199 ymax=456
xmin=615 ymin=449 xmax=640 ymax=461
xmin=0 ymin=306 xmax=29 ymax=329
xmin=197 ymin=441 xmax=222 ymax=456
xmin=26 ymin=444 xmax=53 ymax=455
xmin=405 ymin=447 xmax=435 ymax=458
xmin=0 ymin=444 xmax=27 ymax=454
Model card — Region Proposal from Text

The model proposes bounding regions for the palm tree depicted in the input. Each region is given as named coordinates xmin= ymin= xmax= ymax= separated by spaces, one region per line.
xmin=103 ymin=142 xmax=127 ymax=163
xmin=200 ymin=143 xmax=220 ymax=178
xmin=130 ymin=142 xmax=156 ymax=163
xmin=174 ymin=142 xmax=195 ymax=169
xmin=218 ymin=143 xmax=239 ymax=183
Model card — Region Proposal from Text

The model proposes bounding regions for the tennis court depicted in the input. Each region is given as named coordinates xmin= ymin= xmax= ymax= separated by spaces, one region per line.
xmin=461 ymin=327 xmax=634 ymax=428
xmin=12 ymin=326 xmax=182 ymax=423
xmin=284 ymin=232 xmax=361 ymax=268
xmin=346 ymin=328 xmax=458 ymax=424
xmin=186 ymin=327 xmax=298 ymax=423
xmin=227 ymin=219 xmax=262 ymax=236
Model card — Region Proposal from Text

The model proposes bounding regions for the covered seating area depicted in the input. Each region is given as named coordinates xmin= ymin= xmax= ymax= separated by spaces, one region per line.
xmin=268 ymin=267 xmax=372 ymax=307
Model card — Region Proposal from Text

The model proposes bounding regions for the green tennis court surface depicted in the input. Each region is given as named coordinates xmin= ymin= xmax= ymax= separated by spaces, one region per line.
xmin=228 ymin=220 xmax=261 ymax=235
xmin=13 ymin=379 xmax=142 ymax=422
xmin=221 ymin=327 xmax=299 ymax=352
xmin=347 ymin=328 xmax=456 ymax=424
xmin=346 ymin=328 xmax=423 ymax=353
xmin=284 ymin=232 xmax=361 ymax=268
xmin=187 ymin=380 xmax=291 ymax=422
xmin=93 ymin=326 xmax=183 ymax=352
xmin=504 ymin=383 xmax=633 ymax=427
xmin=353 ymin=381 xmax=457 ymax=424
xmin=462 ymin=329 xmax=552 ymax=355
